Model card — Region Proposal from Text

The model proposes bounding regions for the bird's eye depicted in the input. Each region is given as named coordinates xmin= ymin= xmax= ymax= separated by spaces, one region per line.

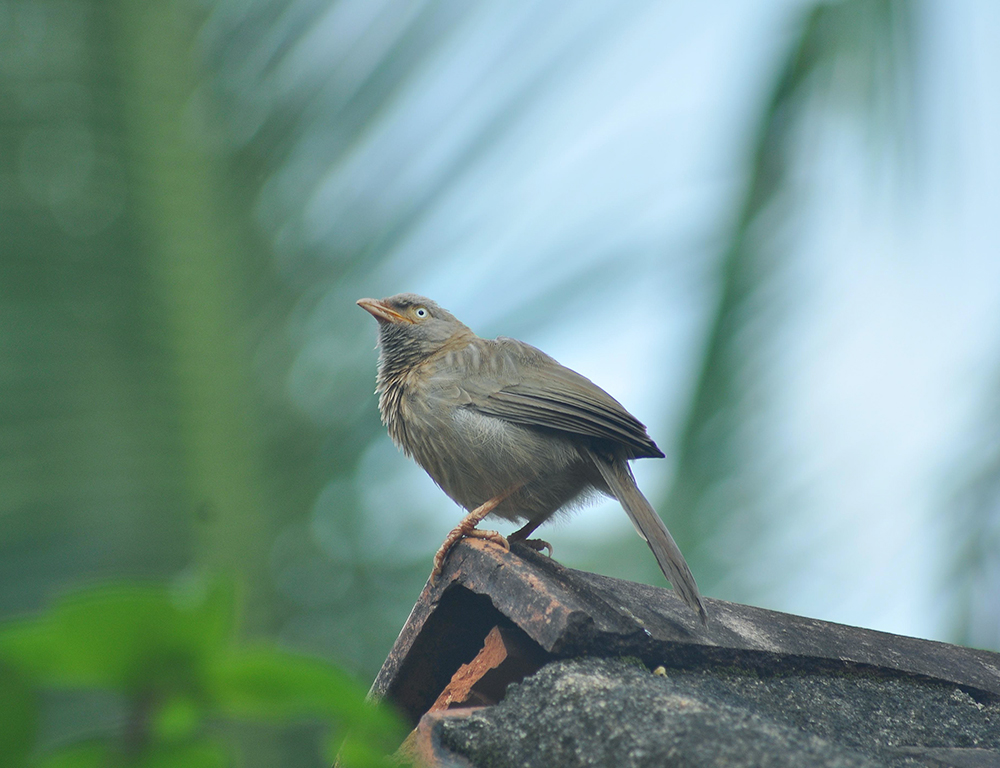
xmin=414 ymin=307 xmax=428 ymax=319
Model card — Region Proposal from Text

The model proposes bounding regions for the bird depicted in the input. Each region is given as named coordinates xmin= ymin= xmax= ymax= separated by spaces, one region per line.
xmin=357 ymin=292 xmax=707 ymax=623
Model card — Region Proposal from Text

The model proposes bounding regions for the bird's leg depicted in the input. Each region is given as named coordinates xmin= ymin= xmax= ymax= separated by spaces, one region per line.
xmin=432 ymin=490 xmax=515 ymax=579
xmin=508 ymin=519 xmax=553 ymax=557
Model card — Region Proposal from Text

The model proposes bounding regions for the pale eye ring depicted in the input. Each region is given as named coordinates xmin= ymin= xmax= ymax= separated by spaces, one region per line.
xmin=415 ymin=307 xmax=428 ymax=319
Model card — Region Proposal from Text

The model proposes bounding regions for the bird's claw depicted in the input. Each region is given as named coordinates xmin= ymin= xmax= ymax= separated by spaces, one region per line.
xmin=518 ymin=538 xmax=553 ymax=557
xmin=430 ymin=528 xmax=510 ymax=583
xmin=465 ymin=528 xmax=510 ymax=550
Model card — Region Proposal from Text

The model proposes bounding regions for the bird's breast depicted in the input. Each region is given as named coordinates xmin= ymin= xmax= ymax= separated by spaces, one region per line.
xmin=378 ymin=346 xmax=601 ymax=519
xmin=405 ymin=393 xmax=592 ymax=514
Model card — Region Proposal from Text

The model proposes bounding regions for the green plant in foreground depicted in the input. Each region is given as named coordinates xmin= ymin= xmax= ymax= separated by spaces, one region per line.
xmin=0 ymin=583 xmax=408 ymax=768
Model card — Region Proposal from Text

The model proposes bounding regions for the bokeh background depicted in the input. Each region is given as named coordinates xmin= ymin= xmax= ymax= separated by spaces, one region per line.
xmin=2 ymin=0 xmax=999 ymax=765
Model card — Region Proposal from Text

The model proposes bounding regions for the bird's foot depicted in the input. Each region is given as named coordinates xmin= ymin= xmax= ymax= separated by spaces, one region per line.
xmin=513 ymin=537 xmax=553 ymax=557
xmin=430 ymin=527 xmax=509 ymax=581
xmin=430 ymin=496 xmax=512 ymax=582
xmin=508 ymin=519 xmax=552 ymax=557
xmin=465 ymin=527 xmax=511 ymax=549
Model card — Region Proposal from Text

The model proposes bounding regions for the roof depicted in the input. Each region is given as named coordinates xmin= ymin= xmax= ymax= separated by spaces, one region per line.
xmin=369 ymin=539 xmax=1000 ymax=767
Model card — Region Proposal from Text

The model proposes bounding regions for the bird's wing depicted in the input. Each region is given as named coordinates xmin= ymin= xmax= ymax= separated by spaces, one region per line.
xmin=456 ymin=337 xmax=664 ymax=459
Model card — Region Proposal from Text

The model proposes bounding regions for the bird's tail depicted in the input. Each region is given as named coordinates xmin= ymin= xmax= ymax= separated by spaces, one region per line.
xmin=590 ymin=453 xmax=707 ymax=624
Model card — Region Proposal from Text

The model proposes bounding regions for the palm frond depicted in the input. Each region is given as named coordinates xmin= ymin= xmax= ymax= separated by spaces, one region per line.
xmin=950 ymin=377 xmax=1000 ymax=649
xmin=660 ymin=0 xmax=917 ymax=594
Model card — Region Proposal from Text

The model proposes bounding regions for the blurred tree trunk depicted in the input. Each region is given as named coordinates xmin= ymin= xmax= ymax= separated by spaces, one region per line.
xmin=0 ymin=2 xmax=193 ymax=611
xmin=0 ymin=0 xmax=288 ymax=632
xmin=111 ymin=0 xmax=279 ymax=637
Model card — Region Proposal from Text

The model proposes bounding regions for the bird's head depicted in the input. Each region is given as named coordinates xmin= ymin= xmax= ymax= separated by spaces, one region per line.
xmin=357 ymin=293 xmax=472 ymax=372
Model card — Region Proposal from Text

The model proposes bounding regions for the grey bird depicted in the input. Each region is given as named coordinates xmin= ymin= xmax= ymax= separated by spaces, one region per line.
xmin=358 ymin=293 xmax=707 ymax=623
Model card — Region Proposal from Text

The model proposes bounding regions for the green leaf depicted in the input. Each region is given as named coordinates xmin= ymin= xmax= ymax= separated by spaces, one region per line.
xmin=34 ymin=738 xmax=229 ymax=768
xmin=210 ymin=648 xmax=406 ymax=745
xmin=0 ymin=583 xmax=233 ymax=694
xmin=333 ymin=735 xmax=414 ymax=768
xmin=152 ymin=695 xmax=203 ymax=743
xmin=0 ymin=662 xmax=36 ymax=768
xmin=137 ymin=740 xmax=230 ymax=768
xmin=33 ymin=742 xmax=110 ymax=768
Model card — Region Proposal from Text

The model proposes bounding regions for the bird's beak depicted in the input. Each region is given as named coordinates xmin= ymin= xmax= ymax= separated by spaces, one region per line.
xmin=357 ymin=297 xmax=411 ymax=324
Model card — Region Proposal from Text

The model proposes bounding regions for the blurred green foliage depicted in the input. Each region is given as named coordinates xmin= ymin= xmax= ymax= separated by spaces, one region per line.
xmin=664 ymin=0 xmax=917 ymax=597
xmin=0 ymin=582 xmax=409 ymax=767
xmin=0 ymin=0 xmax=420 ymax=763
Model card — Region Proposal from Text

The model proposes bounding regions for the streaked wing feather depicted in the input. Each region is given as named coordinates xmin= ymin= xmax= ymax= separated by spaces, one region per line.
xmin=462 ymin=338 xmax=663 ymax=458
xmin=486 ymin=391 xmax=651 ymax=446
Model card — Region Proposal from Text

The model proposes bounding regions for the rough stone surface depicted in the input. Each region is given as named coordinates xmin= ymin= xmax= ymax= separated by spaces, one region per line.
xmin=436 ymin=657 xmax=1000 ymax=768
xmin=372 ymin=540 xmax=1000 ymax=723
